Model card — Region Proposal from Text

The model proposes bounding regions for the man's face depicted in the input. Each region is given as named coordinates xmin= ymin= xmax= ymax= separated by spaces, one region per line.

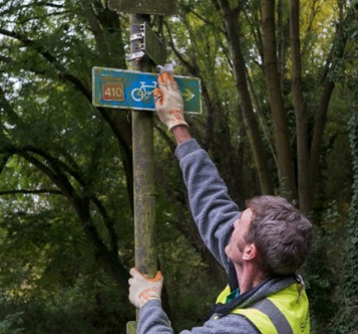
xmin=225 ymin=208 xmax=253 ymax=264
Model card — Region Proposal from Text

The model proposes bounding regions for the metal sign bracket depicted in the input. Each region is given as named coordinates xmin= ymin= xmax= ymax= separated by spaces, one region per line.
xmin=130 ymin=32 xmax=144 ymax=42
xmin=129 ymin=51 xmax=145 ymax=61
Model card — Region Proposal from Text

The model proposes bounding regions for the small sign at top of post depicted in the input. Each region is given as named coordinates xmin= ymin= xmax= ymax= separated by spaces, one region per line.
xmin=108 ymin=0 xmax=178 ymax=15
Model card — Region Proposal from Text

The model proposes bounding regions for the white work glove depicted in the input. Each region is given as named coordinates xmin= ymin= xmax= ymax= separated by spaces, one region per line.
xmin=128 ymin=268 xmax=164 ymax=309
xmin=153 ymin=72 xmax=188 ymax=131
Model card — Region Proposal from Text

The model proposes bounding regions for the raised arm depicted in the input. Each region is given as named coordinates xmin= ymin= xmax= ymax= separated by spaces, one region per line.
xmin=174 ymin=133 xmax=239 ymax=267
xmin=154 ymin=73 xmax=240 ymax=267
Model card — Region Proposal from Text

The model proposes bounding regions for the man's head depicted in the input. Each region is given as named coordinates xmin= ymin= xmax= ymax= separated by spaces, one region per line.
xmin=244 ymin=195 xmax=314 ymax=276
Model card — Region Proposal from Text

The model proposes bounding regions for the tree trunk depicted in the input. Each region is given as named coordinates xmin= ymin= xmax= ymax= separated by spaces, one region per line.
xmin=277 ymin=0 xmax=285 ymax=93
xmin=308 ymin=3 xmax=349 ymax=210
xmin=217 ymin=0 xmax=274 ymax=195
xmin=290 ymin=0 xmax=309 ymax=212
xmin=261 ymin=0 xmax=296 ymax=199
xmin=308 ymin=80 xmax=335 ymax=206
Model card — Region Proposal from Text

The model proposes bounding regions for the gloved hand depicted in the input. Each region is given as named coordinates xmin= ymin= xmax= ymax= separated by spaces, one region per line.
xmin=128 ymin=268 xmax=164 ymax=309
xmin=154 ymin=72 xmax=188 ymax=131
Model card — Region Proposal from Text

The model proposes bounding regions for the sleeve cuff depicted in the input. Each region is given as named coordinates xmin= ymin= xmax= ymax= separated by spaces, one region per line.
xmin=175 ymin=138 xmax=201 ymax=161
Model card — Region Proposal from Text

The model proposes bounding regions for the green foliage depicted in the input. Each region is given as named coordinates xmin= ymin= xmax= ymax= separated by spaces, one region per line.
xmin=303 ymin=203 xmax=342 ymax=333
xmin=0 ymin=303 xmax=24 ymax=334
xmin=0 ymin=272 xmax=131 ymax=334
xmin=0 ymin=1 xmax=133 ymax=332
xmin=332 ymin=103 xmax=358 ymax=333
xmin=309 ymin=7 xmax=358 ymax=329
xmin=331 ymin=7 xmax=358 ymax=330
xmin=0 ymin=0 xmax=358 ymax=332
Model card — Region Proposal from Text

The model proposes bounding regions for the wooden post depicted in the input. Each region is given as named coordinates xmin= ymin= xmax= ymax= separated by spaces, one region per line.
xmin=103 ymin=2 xmax=178 ymax=333
xmin=126 ymin=13 xmax=157 ymax=334
xmin=130 ymin=13 xmax=157 ymax=284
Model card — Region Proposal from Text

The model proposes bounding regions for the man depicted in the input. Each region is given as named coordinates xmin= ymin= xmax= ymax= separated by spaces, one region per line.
xmin=128 ymin=71 xmax=314 ymax=334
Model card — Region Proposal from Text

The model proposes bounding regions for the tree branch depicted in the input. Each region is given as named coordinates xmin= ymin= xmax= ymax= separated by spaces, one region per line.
xmin=19 ymin=151 xmax=76 ymax=198
xmin=19 ymin=10 xmax=76 ymax=25
xmin=0 ymin=1 xmax=64 ymax=16
xmin=1 ymin=144 xmax=119 ymax=255
xmin=79 ymin=0 xmax=109 ymax=56
xmin=180 ymin=5 xmax=225 ymax=34
xmin=0 ymin=189 xmax=63 ymax=196
xmin=0 ymin=55 xmax=11 ymax=64
xmin=0 ymin=27 xmax=91 ymax=101
xmin=308 ymin=2 xmax=351 ymax=206
xmin=17 ymin=145 xmax=87 ymax=189
xmin=237 ymin=0 xmax=250 ymax=13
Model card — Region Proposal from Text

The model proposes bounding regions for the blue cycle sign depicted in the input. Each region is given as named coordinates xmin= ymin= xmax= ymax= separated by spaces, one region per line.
xmin=92 ymin=67 xmax=202 ymax=114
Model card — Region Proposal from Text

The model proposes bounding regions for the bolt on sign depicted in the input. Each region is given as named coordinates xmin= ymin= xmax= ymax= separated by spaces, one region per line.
xmin=92 ymin=66 xmax=202 ymax=115
xmin=108 ymin=0 xmax=178 ymax=15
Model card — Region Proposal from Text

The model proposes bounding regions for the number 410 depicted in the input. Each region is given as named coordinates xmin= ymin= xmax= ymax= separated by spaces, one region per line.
xmin=102 ymin=83 xmax=124 ymax=101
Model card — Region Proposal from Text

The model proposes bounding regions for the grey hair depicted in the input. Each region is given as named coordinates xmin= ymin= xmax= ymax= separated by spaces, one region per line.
xmin=245 ymin=195 xmax=313 ymax=276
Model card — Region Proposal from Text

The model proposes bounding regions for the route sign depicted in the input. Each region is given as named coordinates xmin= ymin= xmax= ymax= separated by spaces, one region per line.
xmin=108 ymin=0 xmax=178 ymax=16
xmin=92 ymin=67 xmax=202 ymax=115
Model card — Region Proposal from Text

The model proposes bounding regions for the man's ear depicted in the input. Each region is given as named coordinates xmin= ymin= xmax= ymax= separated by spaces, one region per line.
xmin=242 ymin=243 xmax=258 ymax=261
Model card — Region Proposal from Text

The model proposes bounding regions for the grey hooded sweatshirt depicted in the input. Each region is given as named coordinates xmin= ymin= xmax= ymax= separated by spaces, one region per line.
xmin=136 ymin=139 xmax=300 ymax=334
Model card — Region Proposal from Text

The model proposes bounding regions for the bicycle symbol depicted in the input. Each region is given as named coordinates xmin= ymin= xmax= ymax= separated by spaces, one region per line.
xmin=131 ymin=81 xmax=158 ymax=102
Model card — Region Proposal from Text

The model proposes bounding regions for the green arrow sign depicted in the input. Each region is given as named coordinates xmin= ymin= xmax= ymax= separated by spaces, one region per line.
xmin=92 ymin=67 xmax=202 ymax=115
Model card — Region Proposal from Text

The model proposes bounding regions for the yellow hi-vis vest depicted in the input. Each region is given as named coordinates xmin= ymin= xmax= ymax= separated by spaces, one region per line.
xmin=215 ymin=283 xmax=310 ymax=334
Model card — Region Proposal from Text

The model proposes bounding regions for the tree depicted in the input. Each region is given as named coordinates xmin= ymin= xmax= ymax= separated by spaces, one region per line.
xmin=0 ymin=0 xmax=134 ymax=288
xmin=179 ymin=0 xmax=352 ymax=212
xmin=0 ymin=1 xmax=138 ymax=330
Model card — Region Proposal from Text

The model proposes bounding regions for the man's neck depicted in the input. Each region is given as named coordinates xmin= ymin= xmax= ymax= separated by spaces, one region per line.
xmin=235 ymin=264 xmax=267 ymax=294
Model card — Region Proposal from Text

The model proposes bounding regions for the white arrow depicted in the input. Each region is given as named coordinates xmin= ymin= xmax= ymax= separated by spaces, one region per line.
xmin=182 ymin=89 xmax=195 ymax=102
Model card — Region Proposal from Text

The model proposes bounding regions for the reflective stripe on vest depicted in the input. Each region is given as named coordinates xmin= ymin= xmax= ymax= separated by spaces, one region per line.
xmin=215 ymin=284 xmax=310 ymax=334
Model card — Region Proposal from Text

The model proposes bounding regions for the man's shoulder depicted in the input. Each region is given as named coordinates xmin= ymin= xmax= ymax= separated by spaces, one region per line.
xmin=244 ymin=275 xmax=299 ymax=305
xmin=216 ymin=275 xmax=298 ymax=315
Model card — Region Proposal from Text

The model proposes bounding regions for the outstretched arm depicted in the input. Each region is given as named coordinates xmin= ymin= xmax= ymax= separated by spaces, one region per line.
xmin=154 ymin=72 xmax=239 ymax=268
xmin=174 ymin=137 xmax=239 ymax=267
